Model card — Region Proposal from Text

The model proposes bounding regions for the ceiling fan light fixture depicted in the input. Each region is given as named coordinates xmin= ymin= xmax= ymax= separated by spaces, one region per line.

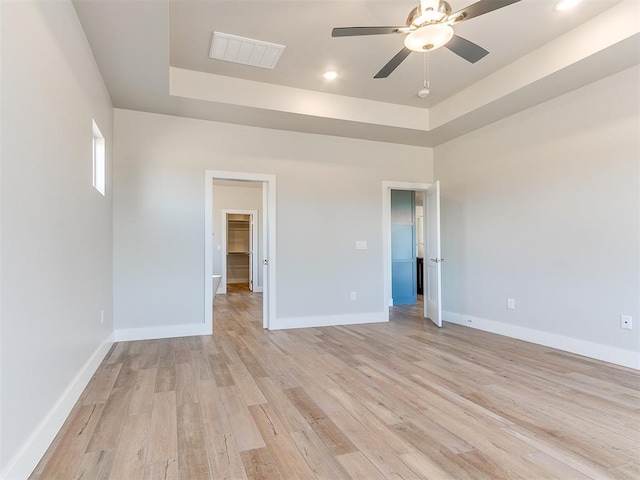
xmin=404 ymin=24 xmax=454 ymax=52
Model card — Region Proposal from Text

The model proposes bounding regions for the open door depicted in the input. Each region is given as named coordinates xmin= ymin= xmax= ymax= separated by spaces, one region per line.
xmin=249 ymin=214 xmax=255 ymax=292
xmin=425 ymin=181 xmax=442 ymax=327
xmin=262 ymin=183 xmax=269 ymax=329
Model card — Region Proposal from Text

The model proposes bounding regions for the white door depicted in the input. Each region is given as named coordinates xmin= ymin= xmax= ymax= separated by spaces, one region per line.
xmin=425 ymin=181 xmax=442 ymax=327
xmin=262 ymin=184 xmax=269 ymax=329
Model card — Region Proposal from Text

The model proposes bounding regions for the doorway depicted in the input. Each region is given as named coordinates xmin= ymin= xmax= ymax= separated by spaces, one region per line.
xmin=221 ymin=210 xmax=259 ymax=293
xmin=390 ymin=189 xmax=418 ymax=305
xmin=204 ymin=171 xmax=277 ymax=331
xmin=383 ymin=181 xmax=442 ymax=327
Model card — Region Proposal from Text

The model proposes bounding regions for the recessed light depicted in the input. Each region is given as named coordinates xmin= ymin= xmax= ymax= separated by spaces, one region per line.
xmin=323 ymin=70 xmax=338 ymax=80
xmin=554 ymin=0 xmax=583 ymax=12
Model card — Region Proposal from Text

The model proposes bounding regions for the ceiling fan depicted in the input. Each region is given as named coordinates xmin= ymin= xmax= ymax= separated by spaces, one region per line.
xmin=332 ymin=0 xmax=521 ymax=78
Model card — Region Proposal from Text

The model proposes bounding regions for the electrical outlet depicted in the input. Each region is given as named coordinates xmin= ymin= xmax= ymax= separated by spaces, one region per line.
xmin=350 ymin=291 xmax=357 ymax=301
xmin=100 ymin=309 xmax=104 ymax=325
xmin=507 ymin=298 xmax=515 ymax=310
xmin=621 ymin=315 xmax=632 ymax=330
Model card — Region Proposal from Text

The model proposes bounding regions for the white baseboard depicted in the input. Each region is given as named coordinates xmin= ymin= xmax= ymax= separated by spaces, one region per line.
xmin=253 ymin=286 xmax=264 ymax=293
xmin=1 ymin=334 xmax=114 ymax=480
xmin=271 ymin=311 xmax=389 ymax=331
xmin=114 ymin=323 xmax=210 ymax=342
xmin=443 ymin=311 xmax=639 ymax=370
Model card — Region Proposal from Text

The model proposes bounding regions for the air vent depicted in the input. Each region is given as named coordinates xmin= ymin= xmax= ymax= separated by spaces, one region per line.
xmin=209 ymin=32 xmax=286 ymax=69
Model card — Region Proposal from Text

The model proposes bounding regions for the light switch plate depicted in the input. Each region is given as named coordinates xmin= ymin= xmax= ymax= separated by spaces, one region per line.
xmin=356 ymin=241 xmax=367 ymax=250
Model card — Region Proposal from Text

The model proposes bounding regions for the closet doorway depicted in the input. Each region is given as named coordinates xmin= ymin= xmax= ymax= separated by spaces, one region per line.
xmin=205 ymin=171 xmax=276 ymax=331
xmin=221 ymin=210 xmax=259 ymax=293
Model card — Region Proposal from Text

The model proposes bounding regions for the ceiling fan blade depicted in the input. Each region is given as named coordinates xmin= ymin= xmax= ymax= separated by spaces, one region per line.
xmin=445 ymin=35 xmax=489 ymax=63
xmin=332 ymin=26 xmax=405 ymax=37
xmin=449 ymin=0 xmax=521 ymax=24
xmin=374 ymin=47 xmax=412 ymax=78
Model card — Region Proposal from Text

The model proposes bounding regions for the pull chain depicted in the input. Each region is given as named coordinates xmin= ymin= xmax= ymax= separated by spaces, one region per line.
xmin=423 ymin=52 xmax=430 ymax=91
xmin=418 ymin=53 xmax=431 ymax=98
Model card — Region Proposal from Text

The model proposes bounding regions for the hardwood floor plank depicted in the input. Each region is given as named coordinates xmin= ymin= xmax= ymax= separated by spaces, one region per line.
xmin=176 ymin=403 xmax=212 ymax=479
xmin=609 ymin=461 xmax=640 ymax=480
xmin=191 ymin=348 xmax=213 ymax=381
xmin=289 ymin=429 xmax=352 ymax=480
xmin=175 ymin=362 xmax=199 ymax=405
xmin=108 ymin=413 xmax=151 ymax=480
xmin=328 ymin=409 xmax=422 ymax=480
xmin=142 ymin=459 xmax=178 ymax=480
xmin=81 ymin=364 xmax=122 ymax=406
xmin=219 ymin=386 xmax=266 ymax=452
xmin=228 ymin=362 xmax=268 ymax=406
xmin=31 ymin=404 xmax=104 ymax=480
xmin=240 ymin=447 xmax=282 ymax=480
xmin=72 ymin=449 xmax=116 ymax=480
xmin=157 ymin=338 xmax=176 ymax=369
xmin=399 ymin=451 xmax=456 ymax=480
xmin=139 ymin=341 xmax=160 ymax=369
xmin=208 ymin=353 xmax=236 ymax=387
xmin=154 ymin=365 xmax=176 ymax=393
xmin=522 ymin=451 xmax=592 ymax=480
xmin=85 ymin=385 xmax=133 ymax=452
xmin=203 ymin=420 xmax=248 ymax=480
xmin=284 ymin=387 xmax=358 ymax=456
xmin=337 ymin=451 xmax=386 ymax=480
xmin=249 ymin=403 xmax=317 ymax=480
xmin=128 ymin=368 xmax=157 ymax=416
xmin=145 ymin=391 xmax=178 ymax=473
xmin=113 ymin=360 xmax=139 ymax=389
xmin=254 ymin=377 xmax=311 ymax=433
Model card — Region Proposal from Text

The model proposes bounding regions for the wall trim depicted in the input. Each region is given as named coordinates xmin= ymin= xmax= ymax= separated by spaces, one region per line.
xmin=113 ymin=323 xmax=210 ymax=342
xmin=270 ymin=311 xmax=389 ymax=331
xmin=1 ymin=334 xmax=114 ymax=480
xmin=443 ymin=311 xmax=639 ymax=370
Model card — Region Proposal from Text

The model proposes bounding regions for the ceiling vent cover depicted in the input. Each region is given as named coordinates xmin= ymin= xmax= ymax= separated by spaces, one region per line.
xmin=209 ymin=32 xmax=286 ymax=69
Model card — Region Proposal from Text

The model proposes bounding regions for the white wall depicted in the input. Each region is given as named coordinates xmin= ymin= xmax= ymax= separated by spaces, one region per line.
xmin=1 ymin=1 xmax=114 ymax=477
xmin=435 ymin=66 xmax=640 ymax=368
xmin=212 ymin=183 xmax=264 ymax=290
xmin=113 ymin=109 xmax=433 ymax=332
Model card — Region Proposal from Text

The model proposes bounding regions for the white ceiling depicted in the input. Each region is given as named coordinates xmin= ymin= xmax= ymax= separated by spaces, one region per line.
xmin=73 ymin=0 xmax=639 ymax=147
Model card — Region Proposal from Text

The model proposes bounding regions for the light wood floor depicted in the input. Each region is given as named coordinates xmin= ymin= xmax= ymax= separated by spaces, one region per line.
xmin=31 ymin=288 xmax=639 ymax=479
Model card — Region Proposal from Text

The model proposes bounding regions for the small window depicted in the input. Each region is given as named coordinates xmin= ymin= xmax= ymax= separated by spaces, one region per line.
xmin=92 ymin=120 xmax=106 ymax=196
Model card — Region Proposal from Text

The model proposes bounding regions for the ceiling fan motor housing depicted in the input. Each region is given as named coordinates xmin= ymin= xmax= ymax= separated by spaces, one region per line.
xmin=407 ymin=1 xmax=452 ymax=28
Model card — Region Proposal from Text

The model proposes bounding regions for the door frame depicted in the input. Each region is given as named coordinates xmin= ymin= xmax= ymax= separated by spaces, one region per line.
xmin=382 ymin=181 xmax=432 ymax=317
xmin=220 ymin=209 xmax=259 ymax=294
xmin=205 ymin=170 xmax=277 ymax=331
